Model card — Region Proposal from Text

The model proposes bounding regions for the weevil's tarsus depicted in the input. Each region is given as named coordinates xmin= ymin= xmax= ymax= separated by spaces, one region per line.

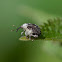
xmin=29 ymin=36 xmax=31 ymax=40
xmin=26 ymin=36 xmax=29 ymax=39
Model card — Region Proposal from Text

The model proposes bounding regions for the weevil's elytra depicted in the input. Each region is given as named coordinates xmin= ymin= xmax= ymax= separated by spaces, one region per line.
xmin=16 ymin=23 xmax=41 ymax=40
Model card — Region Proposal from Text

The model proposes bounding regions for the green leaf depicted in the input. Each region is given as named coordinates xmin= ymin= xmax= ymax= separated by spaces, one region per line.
xmin=40 ymin=18 xmax=62 ymax=42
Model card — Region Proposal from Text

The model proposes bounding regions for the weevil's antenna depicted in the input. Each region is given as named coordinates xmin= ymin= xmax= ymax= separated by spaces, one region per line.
xmin=11 ymin=25 xmax=22 ymax=32
xmin=12 ymin=25 xmax=17 ymax=28
xmin=11 ymin=29 xmax=16 ymax=32
xmin=11 ymin=25 xmax=17 ymax=32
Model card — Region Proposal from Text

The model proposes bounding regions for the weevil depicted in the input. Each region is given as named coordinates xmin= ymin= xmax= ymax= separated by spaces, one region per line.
xmin=16 ymin=23 xmax=41 ymax=40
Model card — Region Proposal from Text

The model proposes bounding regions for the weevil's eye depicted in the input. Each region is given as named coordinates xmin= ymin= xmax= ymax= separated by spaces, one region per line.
xmin=33 ymin=33 xmax=35 ymax=35
xmin=33 ymin=33 xmax=38 ymax=35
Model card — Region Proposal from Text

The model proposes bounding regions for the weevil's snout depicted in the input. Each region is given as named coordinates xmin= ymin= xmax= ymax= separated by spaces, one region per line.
xmin=16 ymin=26 xmax=23 ymax=32
xmin=20 ymin=26 xmax=23 ymax=28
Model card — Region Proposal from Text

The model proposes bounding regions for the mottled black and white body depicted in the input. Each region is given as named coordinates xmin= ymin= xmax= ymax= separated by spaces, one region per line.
xmin=16 ymin=23 xmax=41 ymax=40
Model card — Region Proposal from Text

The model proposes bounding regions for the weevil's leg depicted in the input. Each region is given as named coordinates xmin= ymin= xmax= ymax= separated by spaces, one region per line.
xmin=29 ymin=36 xmax=31 ymax=40
xmin=29 ymin=35 xmax=32 ymax=40
xmin=32 ymin=35 xmax=38 ymax=38
xmin=21 ymin=31 xmax=25 ymax=36
xmin=26 ymin=36 xmax=29 ymax=39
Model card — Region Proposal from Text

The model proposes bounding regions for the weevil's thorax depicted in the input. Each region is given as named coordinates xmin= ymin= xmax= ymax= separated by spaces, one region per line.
xmin=25 ymin=29 xmax=33 ymax=36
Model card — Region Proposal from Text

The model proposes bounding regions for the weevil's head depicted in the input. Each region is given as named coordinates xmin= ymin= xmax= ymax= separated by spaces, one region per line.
xmin=21 ymin=23 xmax=28 ymax=30
xmin=16 ymin=23 xmax=28 ymax=32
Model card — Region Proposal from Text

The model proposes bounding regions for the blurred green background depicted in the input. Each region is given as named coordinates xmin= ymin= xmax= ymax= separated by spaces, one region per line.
xmin=0 ymin=0 xmax=62 ymax=62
